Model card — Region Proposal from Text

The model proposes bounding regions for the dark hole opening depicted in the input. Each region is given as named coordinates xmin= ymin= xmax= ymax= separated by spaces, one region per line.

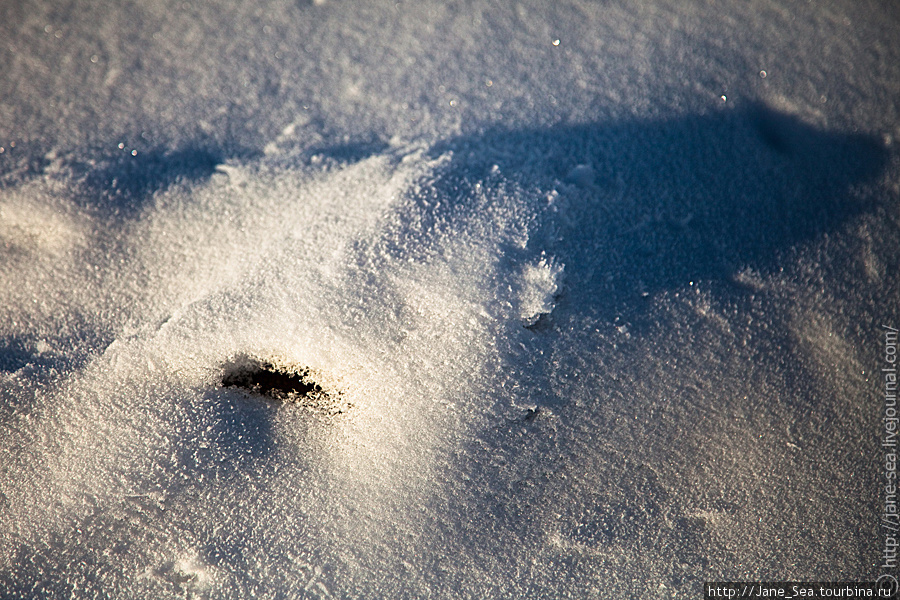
xmin=223 ymin=362 xmax=319 ymax=398
xmin=222 ymin=358 xmax=321 ymax=400
xmin=220 ymin=356 xmax=349 ymax=415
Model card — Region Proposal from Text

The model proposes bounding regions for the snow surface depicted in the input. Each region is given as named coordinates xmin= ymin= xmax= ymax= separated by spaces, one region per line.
xmin=1 ymin=0 xmax=899 ymax=597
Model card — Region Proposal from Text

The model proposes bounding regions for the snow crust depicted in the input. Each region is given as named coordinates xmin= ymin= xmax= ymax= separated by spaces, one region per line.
xmin=518 ymin=254 xmax=563 ymax=326
xmin=1 ymin=0 xmax=899 ymax=597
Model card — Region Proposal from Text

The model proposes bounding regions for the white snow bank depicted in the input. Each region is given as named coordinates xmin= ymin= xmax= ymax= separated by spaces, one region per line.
xmin=0 ymin=140 xmax=564 ymax=597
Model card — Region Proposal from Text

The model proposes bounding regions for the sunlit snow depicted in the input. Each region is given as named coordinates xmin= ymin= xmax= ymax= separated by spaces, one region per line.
xmin=1 ymin=0 xmax=898 ymax=598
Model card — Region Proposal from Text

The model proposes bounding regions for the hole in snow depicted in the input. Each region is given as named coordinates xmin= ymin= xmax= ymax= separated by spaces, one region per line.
xmin=221 ymin=355 xmax=349 ymax=415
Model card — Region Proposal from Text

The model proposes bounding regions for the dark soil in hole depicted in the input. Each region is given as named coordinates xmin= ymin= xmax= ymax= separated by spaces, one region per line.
xmin=221 ymin=356 xmax=349 ymax=415
xmin=223 ymin=362 xmax=322 ymax=398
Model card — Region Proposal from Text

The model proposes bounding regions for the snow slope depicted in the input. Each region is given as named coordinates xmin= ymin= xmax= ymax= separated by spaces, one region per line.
xmin=1 ymin=0 xmax=899 ymax=597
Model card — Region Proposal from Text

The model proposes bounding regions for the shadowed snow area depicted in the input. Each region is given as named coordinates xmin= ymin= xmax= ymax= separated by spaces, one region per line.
xmin=1 ymin=0 xmax=899 ymax=598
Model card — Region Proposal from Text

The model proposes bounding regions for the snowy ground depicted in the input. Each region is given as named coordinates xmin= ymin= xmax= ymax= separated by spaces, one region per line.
xmin=1 ymin=0 xmax=899 ymax=597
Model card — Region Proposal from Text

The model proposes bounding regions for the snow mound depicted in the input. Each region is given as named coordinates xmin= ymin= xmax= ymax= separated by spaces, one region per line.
xmin=0 ymin=138 xmax=563 ymax=597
